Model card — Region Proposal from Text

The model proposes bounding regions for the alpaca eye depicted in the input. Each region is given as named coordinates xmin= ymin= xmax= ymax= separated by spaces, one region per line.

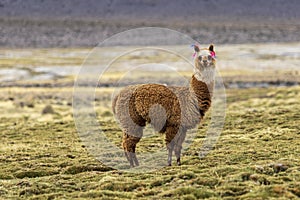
xmin=207 ymin=55 xmax=212 ymax=60
xmin=198 ymin=56 xmax=202 ymax=61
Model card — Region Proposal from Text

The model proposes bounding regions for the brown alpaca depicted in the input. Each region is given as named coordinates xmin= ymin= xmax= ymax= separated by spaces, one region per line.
xmin=112 ymin=44 xmax=216 ymax=167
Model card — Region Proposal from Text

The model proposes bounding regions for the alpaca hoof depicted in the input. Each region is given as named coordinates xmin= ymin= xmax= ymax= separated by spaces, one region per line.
xmin=129 ymin=162 xmax=134 ymax=168
xmin=177 ymin=158 xmax=181 ymax=166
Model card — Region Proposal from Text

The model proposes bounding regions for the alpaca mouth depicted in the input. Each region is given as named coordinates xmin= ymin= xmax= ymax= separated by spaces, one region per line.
xmin=202 ymin=63 xmax=208 ymax=67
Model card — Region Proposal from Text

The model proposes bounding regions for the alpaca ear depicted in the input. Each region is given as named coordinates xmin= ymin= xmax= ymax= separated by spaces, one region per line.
xmin=209 ymin=44 xmax=214 ymax=52
xmin=194 ymin=45 xmax=200 ymax=52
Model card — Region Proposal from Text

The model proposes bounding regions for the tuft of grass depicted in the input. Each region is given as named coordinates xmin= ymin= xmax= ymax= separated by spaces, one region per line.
xmin=14 ymin=170 xmax=59 ymax=179
xmin=161 ymin=187 xmax=217 ymax=199
xmin=63 ymin=164 xmax=111 ymax=175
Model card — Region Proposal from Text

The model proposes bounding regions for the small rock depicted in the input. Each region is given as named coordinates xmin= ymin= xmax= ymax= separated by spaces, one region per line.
xmin=26 ymin=102 xmax=35 ymax=108
xmin=67 ymin=154 xmax=76 ymax=159
xmin=19 ymin=102 xmax=25 ymax=108
xmin=272 ymin=163 xmax=288 ymax=173
xmin=249 ymin=174 xmax=259 ymax=182
xmin=241 ymin=172 xmax=251 ymax=181
xmin=42 ymin=105 xmax=55 ymax=115
xmin=249 ymin=174 xmax=270 ymax=185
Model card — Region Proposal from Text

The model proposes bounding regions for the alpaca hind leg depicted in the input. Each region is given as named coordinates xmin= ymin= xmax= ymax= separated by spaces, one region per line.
xmin=174 ymin=128 xmax=187 ymax=166
xmin=167 ymin=141 xmax=175 ymax=166
xmin=122 ymin=139 xmax=133 ymax=167
xmin=132 ymin=146 xmax=139 ymax=166
xmin=124 ymin=152 xmax=138 ymax=168
xmin=123 ymin=137 xmax=139 ymax=167
xmin=124 ymin=151 xmax=134 ymax=167
xmin=123 ymin=136 xmax=140 ymax=167
xmin=122 ymin=129 xmax=142 ymax=167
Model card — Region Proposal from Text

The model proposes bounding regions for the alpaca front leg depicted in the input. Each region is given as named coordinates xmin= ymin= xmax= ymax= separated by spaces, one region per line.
xmin=165 ymin=126 xmax=178 ymax=166
xmin=174 ymin=128 xmax=187 ymax=166
xmin=174 ymin=145 xmax=182 ymax=166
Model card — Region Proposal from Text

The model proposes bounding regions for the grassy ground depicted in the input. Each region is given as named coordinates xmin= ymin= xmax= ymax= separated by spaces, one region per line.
xmin=0 ymin=85 xmax=299 ymax=199
xmin=0 ymin=44 xmax=299 ymax=199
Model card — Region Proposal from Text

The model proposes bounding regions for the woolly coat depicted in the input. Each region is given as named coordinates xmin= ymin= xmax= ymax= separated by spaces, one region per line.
xmin=112 ymin=75 xmax=213 ymax=137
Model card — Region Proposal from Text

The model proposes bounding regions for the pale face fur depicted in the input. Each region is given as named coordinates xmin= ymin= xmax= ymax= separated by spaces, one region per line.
xmin=194 ymin=46 xmax=216 ymax=83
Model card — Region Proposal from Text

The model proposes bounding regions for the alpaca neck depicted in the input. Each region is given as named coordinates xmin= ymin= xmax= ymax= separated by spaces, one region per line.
xmin=189 ymin=70 xmax=215 ymax=117
xmin=193 ymin=66 xmax=215 ymax=85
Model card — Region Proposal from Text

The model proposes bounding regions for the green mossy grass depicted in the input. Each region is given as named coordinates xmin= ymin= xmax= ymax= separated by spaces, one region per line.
xmin=0 ymin=86 xmax=299 ymax=199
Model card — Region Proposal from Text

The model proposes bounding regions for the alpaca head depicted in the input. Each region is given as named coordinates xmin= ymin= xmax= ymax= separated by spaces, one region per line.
xmin=193 ymin=44 xmax=216 ymax=83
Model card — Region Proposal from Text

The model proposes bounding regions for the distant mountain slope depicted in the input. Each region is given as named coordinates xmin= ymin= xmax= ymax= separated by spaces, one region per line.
xmin=0 ymin=0 xmax=299 ymax=47
xmin=1 ymin=0 xmax=300 ymax=22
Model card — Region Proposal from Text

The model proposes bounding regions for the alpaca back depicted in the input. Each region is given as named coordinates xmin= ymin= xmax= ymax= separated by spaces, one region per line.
xmin=113 ymin=83 xmax=204 ymax=132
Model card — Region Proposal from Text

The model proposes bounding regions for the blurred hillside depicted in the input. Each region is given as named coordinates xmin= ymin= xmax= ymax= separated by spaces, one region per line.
xmin=0 ymin=0 xmax=300 ymax=47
